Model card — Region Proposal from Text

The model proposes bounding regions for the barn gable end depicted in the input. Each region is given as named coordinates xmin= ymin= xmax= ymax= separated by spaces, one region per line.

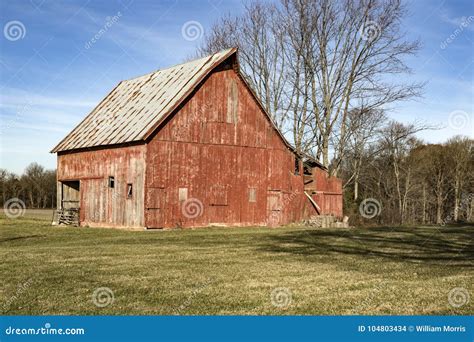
xmin=144 ymin=59 xmax=311 ymax=228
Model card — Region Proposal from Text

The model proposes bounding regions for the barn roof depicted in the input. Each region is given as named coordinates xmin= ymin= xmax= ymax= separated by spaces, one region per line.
xmin=51 ymin=48 xmax=236 ymax=153
xmin=51 ymin=48 xmax=325 ymax=169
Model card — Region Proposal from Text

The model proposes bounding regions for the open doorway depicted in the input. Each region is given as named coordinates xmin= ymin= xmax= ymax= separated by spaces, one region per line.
xmin=61 ymin=180 xmax=80 ymax=209
xmin=55 ymin=180 xmax=80 ymax=226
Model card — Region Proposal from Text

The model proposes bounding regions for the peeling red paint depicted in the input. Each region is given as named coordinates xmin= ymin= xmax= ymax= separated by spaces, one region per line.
xmin=54 ymin=50 xmax=343 ymax=229
xmin=143 ymin=66 xmax=342 ymax=228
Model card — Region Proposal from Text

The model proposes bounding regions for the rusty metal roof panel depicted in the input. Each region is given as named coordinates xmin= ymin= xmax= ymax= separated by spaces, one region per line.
xmin=51 ymin=48 xmax=236 ymax=153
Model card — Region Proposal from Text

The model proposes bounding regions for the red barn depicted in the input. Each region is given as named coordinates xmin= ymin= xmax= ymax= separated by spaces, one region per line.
xmin=51 ymin=48 xmax=343 ymax=229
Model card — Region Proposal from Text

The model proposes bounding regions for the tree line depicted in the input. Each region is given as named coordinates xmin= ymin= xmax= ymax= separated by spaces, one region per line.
xmin=0 ymin=163 xmax=57 ymax=209
xmin=339 ymin=119 xmax=473 ymax=225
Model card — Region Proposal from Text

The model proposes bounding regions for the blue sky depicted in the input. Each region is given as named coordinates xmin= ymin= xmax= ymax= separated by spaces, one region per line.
xmin=0 ymin=0 xmax=472 ymax=174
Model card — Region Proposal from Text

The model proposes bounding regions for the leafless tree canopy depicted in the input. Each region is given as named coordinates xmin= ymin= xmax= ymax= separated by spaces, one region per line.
xmin=199 ymin=0 xmax=423 ymax=174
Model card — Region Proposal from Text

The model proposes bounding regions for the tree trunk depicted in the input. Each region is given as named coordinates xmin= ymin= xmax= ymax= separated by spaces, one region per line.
xmin=393 ymin=155 xmax=403 ymax=224
xmin=469 ymin=198 xmax=474 ymax=222
xmin=436 ymin=179 xmax=443 ymax=225
xmin=422 ymin=184 xmax=426 ymax=224
xmin=453 ymin=177 xmax=459 ymax=222
xmin=354 ymin=177 xmax=359 ymax=201
xmin=28 ymin=191 xmax=34 ymax=209
xmin=322 ymin=135 xmax=329 ymax=169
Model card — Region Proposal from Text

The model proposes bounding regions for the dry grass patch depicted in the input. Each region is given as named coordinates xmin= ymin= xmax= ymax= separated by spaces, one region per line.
xmin=1 ymin=213 xmax=472 ymax=315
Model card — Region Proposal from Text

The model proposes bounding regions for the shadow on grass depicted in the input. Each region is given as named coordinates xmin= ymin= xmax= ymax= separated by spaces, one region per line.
xmin=0 ymin=235 xmax=47 ymax=243
xmin=259 ymin=224 xmax=474 ymax=267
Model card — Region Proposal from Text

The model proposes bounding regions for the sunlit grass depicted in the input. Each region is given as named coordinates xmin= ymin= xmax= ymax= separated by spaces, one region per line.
xmin=1 ymin=211 xmax=472 ymax=315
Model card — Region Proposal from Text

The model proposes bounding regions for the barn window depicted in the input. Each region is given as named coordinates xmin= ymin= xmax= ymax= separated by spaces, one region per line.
xmin=108 ymin=176 xmax=115 ymax=188
xmin=179 ymin=187 xmax=188 ymax=202
xmin=127 ymin=184 xmax=133 ymax=198
xmin=249 ymin=188 xmax=257 ymax=203
xmin=294 ymin=158 xmax=300 ymax=175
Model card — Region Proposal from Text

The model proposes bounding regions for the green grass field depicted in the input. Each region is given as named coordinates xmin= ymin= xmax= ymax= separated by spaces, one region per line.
xmin=1 ymin=210 xmax=472 ymax=315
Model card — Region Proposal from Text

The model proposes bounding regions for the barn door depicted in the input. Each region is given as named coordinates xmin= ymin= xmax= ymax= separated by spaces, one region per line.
xmin=267 ymin=190 xmax=282 ymax=226
xmin=146 ymin=187 xmax=165 ymax=228
xmin=81 ymin=178 xmax=108 ymax=224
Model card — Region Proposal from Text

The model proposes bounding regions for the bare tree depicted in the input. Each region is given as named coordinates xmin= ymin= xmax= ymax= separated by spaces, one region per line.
xmin=341 ymin=108 xmax=386 ymax=201
xmin=198 ymin=2 xmax=291 ymax=131
xmin=339 ymin=119 xmax=467 ymax=226
xmin=1 ymin=163 xmax=57 ymax=209
xmin=200 ymin=0 xmax=423 ymax=173
xmin=293 ymin=0 xmax=423 ymax=173
xmin=446 ymin=136 xmax=472 ymax=221
xmin=378 ymin=121 xmax=424 ymax=224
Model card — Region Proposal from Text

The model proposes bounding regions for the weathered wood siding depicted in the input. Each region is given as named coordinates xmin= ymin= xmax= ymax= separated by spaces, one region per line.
xmin=57 ymin=145 xmax=146 ymax=228
xmin=145 ymin=67 xmax=316 ymax=228
xmin=311 ymin=168 xmax=343 ymax=217
xmin=54 ymin=50 xmax=343 ymax=230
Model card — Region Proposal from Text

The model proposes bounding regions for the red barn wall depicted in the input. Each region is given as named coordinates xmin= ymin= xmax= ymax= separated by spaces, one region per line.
xmin=57 ymin=145 xmax=146 ymax=228
xmin=55 ymin=63 xmax=343 ymax=229
xmin=311 ymin=168 xmax=343 ymax=217
xmin=145 ymin=67 xmax=318 ymax=228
